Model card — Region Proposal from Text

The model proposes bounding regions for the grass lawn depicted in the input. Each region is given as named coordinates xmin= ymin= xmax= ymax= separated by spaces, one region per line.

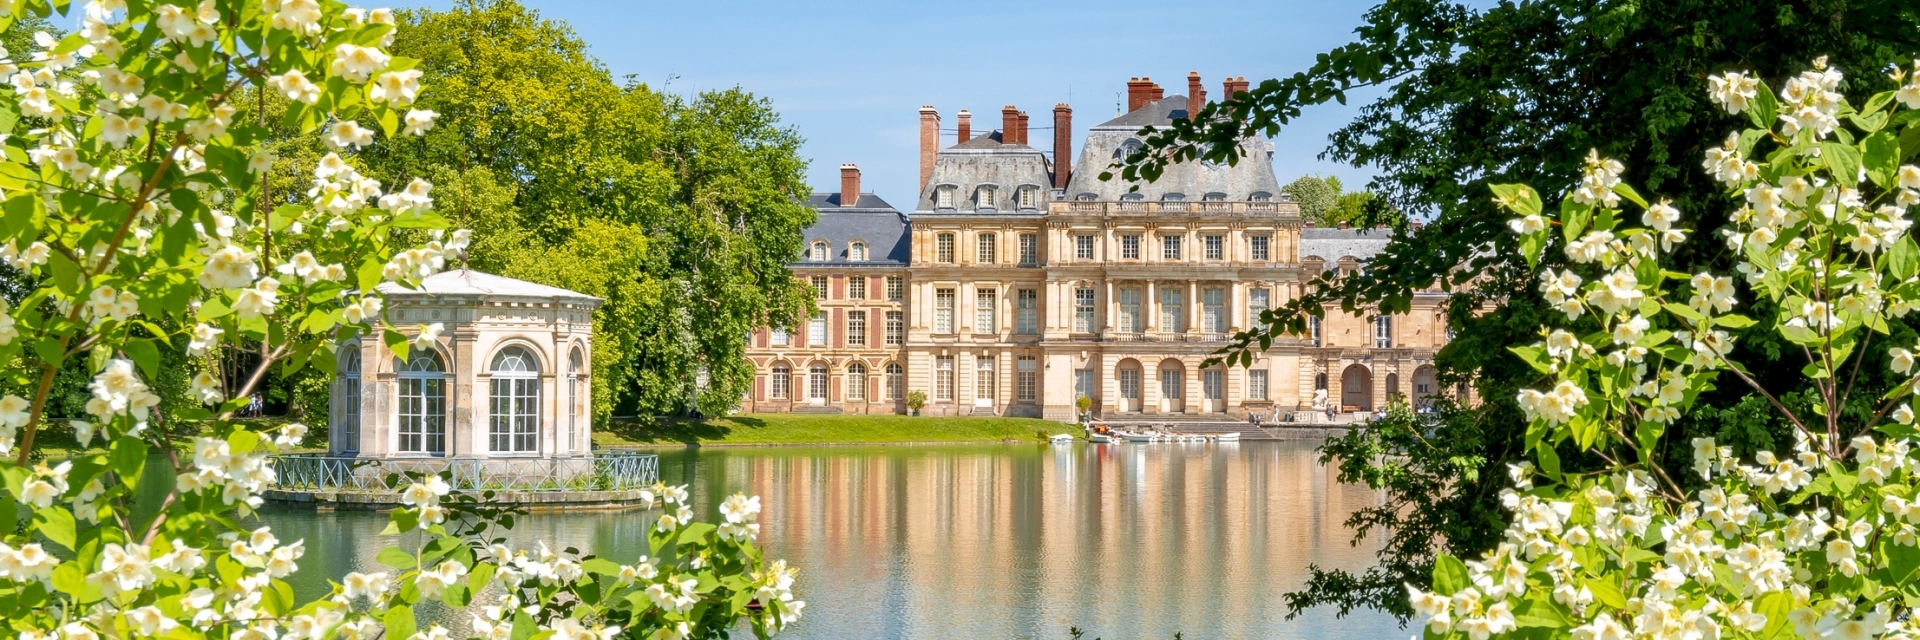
xmin=594 ymin=414 xmax=1077 ymax=447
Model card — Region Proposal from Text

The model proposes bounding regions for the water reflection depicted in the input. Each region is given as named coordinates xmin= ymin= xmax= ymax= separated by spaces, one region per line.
xmin=257 ymin=440 xmax=1404 ymax=639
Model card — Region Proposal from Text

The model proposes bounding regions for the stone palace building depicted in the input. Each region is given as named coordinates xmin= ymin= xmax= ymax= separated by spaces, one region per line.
xmin=745 ymin=74 xmax=1453 ymax=421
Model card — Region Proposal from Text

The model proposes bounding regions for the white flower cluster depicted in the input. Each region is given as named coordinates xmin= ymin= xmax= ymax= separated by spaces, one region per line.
xmin=400 ymin=474 xmax=451 ymax=524
xmin=175 ymin=429 xmax=297 ymax=513
xmin=1572 ymin=149 xmax=1624 ymax=207
xmin=1776 ymin=57 xmax=1845 ymax=139
xmin=383 ymin=229 xmax=470 ymax=283
xmin=719 ymin=493 xmax=762 ymax=542
xmin=83 ymin=358 xmax=160 ymax=431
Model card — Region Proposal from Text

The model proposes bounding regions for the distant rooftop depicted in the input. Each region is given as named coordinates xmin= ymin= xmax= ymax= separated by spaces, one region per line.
xmin=798 ymin=192 xmax=912 ymax=266
xmin=378 ymin=269 xmax=602 ymax=303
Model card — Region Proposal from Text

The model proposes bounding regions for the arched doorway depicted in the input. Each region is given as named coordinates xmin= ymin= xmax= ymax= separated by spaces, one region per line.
xmin=1385 ymin=373 xmax=1400 ymax=405
xmin=1158 ymin=358 xmax=1186 ymax=414
xmin=1115 ymin=359 xmax=1144 ymax=412
xmin=1340 ymin=364 xmax=1373 ymax=412
xmin=1413 ymin=365 xmax=1439 ymax=409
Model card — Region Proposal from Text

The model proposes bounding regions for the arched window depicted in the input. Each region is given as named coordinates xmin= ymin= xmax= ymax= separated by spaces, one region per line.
xmin=771 ymin=363 xmax=791 ymax=399
xmin=847 ymin=363 xmax=868 ymax=401
xmin=849 ymin=241 xmax=867 ymax=261
xmin=1119 ymin=193 xmax=1144 ymax=202
xmin=808 ymin=364 xmax=829 ymax=400
xmin=885 ymin=363 xmax=905 ymax=400
xmin=1075 ymin=193 xmax=1097 ymax=201
xmin=809 ymin=241 xmax=829 ymax=261
xmin=1249 ymin=192 xmax=1273 ymax=202
xmin=1203 ymin=192 xmax=1228 ymax=202
xmin=566 ymin=348 xmax=584 ymax=454
xmin=1161 ymin=193 xmax=1186 ymax=202
xmin=398 ymin=352 xmax=447 ymax=455
xmin=490 ymin=346 xmax=540 ymax=453
xmin=334 ymin=347 xmax=361 ymax=454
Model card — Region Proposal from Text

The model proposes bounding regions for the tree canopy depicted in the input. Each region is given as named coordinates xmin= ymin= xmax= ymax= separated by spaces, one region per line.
xmin=1280 ymin=174 xmax=1339 ymax=222
xmin=1121 ymin=0 xmax=1920 ymax=622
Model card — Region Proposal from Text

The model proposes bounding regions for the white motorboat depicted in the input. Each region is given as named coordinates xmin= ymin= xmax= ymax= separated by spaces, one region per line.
xmin=1088 ymin=433 xmax=1112 ymax=444
xmin=1213 ymin=432 xmax=1241 ymax=442
xmin=1121 ymin=431 xmax=1158 ymax=443
xmin=1050 ymin=433 xmax=1075 ymax=445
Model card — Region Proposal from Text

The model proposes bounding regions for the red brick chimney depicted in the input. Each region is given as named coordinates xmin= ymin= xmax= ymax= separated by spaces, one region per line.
xmin=918 ymin=106 xmax=939 ymax=191
xmin=1001 ymin=105 xmax=1018 ymax=144
xmin=1149 ymin=82 xmax=1164 ymax=102
xmin=1016 ymin=111 xmax=1030 ymax=145
xmin=1187 ymin=71 xmax=1205 ymax=120
xmin=840 ymin=164 xmax=860 ymax=207
xmin=956 ymin=109 xmax=971 ymax=143
xmin=1052 ymin=103 xmax=1072 ymax=189
xmin=1127 ymin=77 xmax=1154 ymax=112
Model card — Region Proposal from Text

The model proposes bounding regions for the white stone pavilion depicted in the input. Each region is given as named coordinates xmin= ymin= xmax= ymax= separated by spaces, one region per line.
xmin=328 ymin=270 xmax=603 ymax=459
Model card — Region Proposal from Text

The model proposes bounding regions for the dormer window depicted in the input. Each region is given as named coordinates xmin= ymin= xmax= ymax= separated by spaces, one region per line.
xmin=1203 ymin=192 xmax=1227 ymax=202
xmin=1250 ymin=192 xmax=1273 ymax=202
xmin=1017 ymin=186 xmax=1038 ymax=210
xmin=976 ymin=185 xmax=997 ymax=210
xmin=1161 ymin=193 xmax=1185 ymax=202
xmin=1075 ymin=193 xmax=1097 ymax=201
xmin=809 ymin=241 xmax=828 ymax=261
xmin=1120 ymin=193 xmax=1144 ymax=202
xmin=849 ymin=242 xmax=867 ymax=261
xmin=935 ymin=185 xmax=956 ymax=210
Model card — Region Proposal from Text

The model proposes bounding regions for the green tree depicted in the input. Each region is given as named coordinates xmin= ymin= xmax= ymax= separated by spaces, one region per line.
xmin=1116 ymin=0 xmax=1920 ymax=623
xmin=1280 ymin=174 xmax=1339 ymax=222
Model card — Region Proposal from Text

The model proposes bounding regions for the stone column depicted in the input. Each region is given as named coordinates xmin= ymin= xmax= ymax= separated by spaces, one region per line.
xmin=1145 ymin=281 xmax=1157 ymax=332
xmin=1188 ymin=280 xmax=1200 ymax=334
xmin=1104 ymin=280 xmax=1115 ymax=332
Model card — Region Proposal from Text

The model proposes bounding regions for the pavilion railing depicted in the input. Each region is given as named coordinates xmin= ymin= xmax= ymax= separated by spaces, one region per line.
xmin=267 ymin=452 xmax=659 ymax=493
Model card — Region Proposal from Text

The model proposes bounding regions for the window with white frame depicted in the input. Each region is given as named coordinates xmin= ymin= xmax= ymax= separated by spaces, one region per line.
xmin=936 ymin=185 xmax=955 ymax=209
xmin=334 ymin=348 xmax=361 ymax=453
xmin=935 ymin=356 xmax=955 ymax=400
xmin=1310 ymin=316 xmax=1322 ymax=346
xmin=934 ymin=289 xmax=955 ymax=333
xmin=1249 ymin=370 xmax=1269 ymax=400
xmin=1118 ymin=288 xmax=1140 ymax=333
xmin=1016 ymin=289 xmax=1037 ymax=334
xmin=566 ymin=349 xmax=584 ymax=453
xmin=808 ymin=312 xmax=827 ymax=345
xmin=1250 ymin=235 xmax=1270 ymax=261
xmin=1162 ymin=234 xmax=1183 ymax=260
xmin=1121 ymin=234 xmax=1140 ymax=259
xmin=1018 ymin=185 xmax=1037 ymax=209
xmin=1204 ymin=234 xmax=1223 ymax=260
xmin=849 ymin=242 xmax=867 ymax=261
xmin=1160 ymin=367 xmax=1182 ymax=402
xmin=1075 ymin=369 xmax=1095 ymax=402
xmin=809 ymin=241 xmax=828 ymax=261
xmin=886 ymin=276 xmax=904 ymax=301
xmin=976 ymin=289 xmax=997 ymax=333
xmin=1203 ymin=288 xmax=1225 ymax=333
xmin=1249 ymin=288 xmax=1270 ymax=323
xmin=1375 ymin=315 xmax=1394 ymax=348
xmin=976 ymin=356 xmax=996 ymax=401
xmin=1017 ymin=356 xmax=1037 ymax=401
xmin=489 ymin=346 xmax=540 ymax=453
xmin=1075 ymin=235 xmax=1095 ymax=260
xmin=1159 ymin=289 xmax=1183 ymax=333
xmin=885 ymin=363 xmax=904 ymax=400
xmin=848 ymin=275 xmax=867 ymax=300
xmin=1119 ymin=368 xmax=1141 ymax=400
xmin=770 ymin=363 xmax=790 ymax=398
xmin=976 ymin=185 xmax=996 ymax=209
xmin=811 ymin=276 xmax=828 ymax=300
xmin=977 ymin=233 xmax=997 ymax=264
xmin=398 ymin=352 xmax=446 ymax=455
xmin=885 ymin=311 xmax=904 ymax=345
xmin=936 ymin=233 xmax=955 ymax=263
xmin=1073 ymin=288 xmax=1095 ymax=333
xmin=1203 ymin=368 xmax=1223 ymax=400
xmin=770 ymin=327 xmax=789 ymax=346
xmin=847 ymin=311 xmax=867 ymax=347
xmin=1018 ymin=233 xmax=1037 ymax=266
xmin=808 ymin=364 xmax=828 ymax=400
xmin=847 ymin=363 xmax=867 ymax=401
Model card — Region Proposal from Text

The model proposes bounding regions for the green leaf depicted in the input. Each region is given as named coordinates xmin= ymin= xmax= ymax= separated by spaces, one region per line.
xmin=1509 ymin=345 xmax=1552 ymax=374
xmin=1757 ymin=591 xmax=1794 ymax=638
xmin=357 ymin=258 xmax=384 ymax=292
xmin=1586 ymin=578 xmax=1627 ymax=609
xmin=1749 ymin=79 xmax=1777 ymax=130
xmin=1490 ymin=184 xmax=1542 ymax=216
xmin=1820 ymin=141 xmax=1863 ymax=186
xmin=1611 ymin=183 xmax=1648 ymax=209
xmin=384 ymin=328 xmax=410 ymax=364
xmin=1519 ymin=232 xmax=1545 ymax=270
xmin=109 ymin=437 xmax=147 ymax=491
xmin=378 ymin=105 xmax=399 ymax=139
xmin=1865 ymin=131 xmax=1900 ymax=188
xmin=583 ymin=557 xmax=622 ymax=576
xmin=122 ymin=338 xmax=160 ymax=380
xmin=0 ymin=193 xmax=37 ymax=244
xmin=385 ymin=605 xmax=416 ymax=640
xmin=1431 ymin=553 xmax=1469 ymax=593
xmin=381 ymin=508 xmax=420 ymax=535
xmin=376 ymin=546 xmax=417 ymax=571
xmin=1713 ymin=314 xmax=1758 ymax=329
xmin=1561 ymin=198 xmax=1591 ymax=243
xmin=32 ymin=507 xmax=75 ymax=552
xmin=197 ymin=297 xmax=232 ymax=321
xmin=1891 ymin=236 xmax=1919 ymax=281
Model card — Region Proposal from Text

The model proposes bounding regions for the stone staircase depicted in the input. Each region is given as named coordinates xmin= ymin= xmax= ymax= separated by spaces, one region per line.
xmin=968 ymin=406 xmax=999 ymax=417
xmin=791 ymin=405 xmax=843 ymax=414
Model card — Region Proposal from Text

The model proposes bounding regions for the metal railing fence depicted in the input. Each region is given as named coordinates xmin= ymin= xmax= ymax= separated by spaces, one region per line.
xmin=267 ymin=452 xmax=659 ymax=493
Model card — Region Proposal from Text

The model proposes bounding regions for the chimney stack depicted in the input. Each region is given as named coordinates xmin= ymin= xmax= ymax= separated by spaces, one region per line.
xmin=957 ymin=109 xmax=971 ymax=143
xmin=1017 ymin=111 xmax=1030 ymax=145
xmin=1149 ymin=82 xmax=1164 ymax=102
xmin=840 ymin=164 xmax=860 ymax=207
xmin=918 ymin=106 xmax=940 ymax=191
xmin=1126 ymin=77 xmax=1154 ymax=112
xmin=1052 ymin=103 xmax=1072 ymax=189
xmin=1186 ymin=71 xmax=1206 ymax=121
xmin=1002 ymin=105 xmax=1018 ymax=144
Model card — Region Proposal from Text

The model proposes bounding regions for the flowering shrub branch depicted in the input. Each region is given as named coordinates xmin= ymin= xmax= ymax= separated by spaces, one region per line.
xmin=1411 ymin=58 xmax=1920 ymax=639
xmin=0 ymin=1 xmax=801 ymax=638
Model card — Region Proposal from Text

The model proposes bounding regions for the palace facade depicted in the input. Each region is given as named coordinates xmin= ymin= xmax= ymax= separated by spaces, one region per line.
xmin=744 ymin=74 xmax=1454 ymax=421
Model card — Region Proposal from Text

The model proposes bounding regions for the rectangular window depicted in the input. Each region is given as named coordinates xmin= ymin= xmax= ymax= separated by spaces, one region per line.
xmin=886 ymin=275 xmax=904 ymax=301
xmin=1118 ymin=288 xmax=1140 ymax=333
xmin=1160 ymin=368 xmax=1181 ymax=402
xmin=1017 ymin=356 xmax=1037 ymax=401
xmin=885 ymin=311 xmax=904 ymax=345
xmin=1073 ymin=288 xmax=1095 ymax=333
xmin=1016 ymin=289 xmax=1037 ymax=334
xmin=847 ymin=311 xmax=867 ymax=347
xmin=398 ymin=377 xmax=446 ymax=454
xmin=1119 ymin=369 xmax=1141 ymax=400
xmin=935 ymin=357 xmax=955 ymax=400
xmin=808 ymin=312 xmax=827 ymax=345
xmin=1375 ymin=315 xmax=1394 ymax=348
xmin=937 ymin=233 xmax=955 ymax=263
xmin=848 ymin=366 xmax=867 ymax=401
xmin=1075 ymin=369 xmax=1095 ymax=402
xmin=1205 ymin=234 xmax=1223 ymax=260
xmin=1310 ymin=316 xmax=1322 ymax=346
xmin=976 ymin=356 xmax=996 ymax=401
xmin=849 ymin=276 xmax=867 ymax=300
xmin=1203 ymin=369 xmax=1223 ymax=400
xmin=976 ymin=289 xmax=997 ymax=333
xmin=770 ymin=367 xmax=790 ymax=398
xmin=886 ymin=365 xmax=905 ymax=400
xmin=977 ymin=233 xmax=997 ymax=264
xmin=1018 ymin=186 xmax=1036 ymax=209
xmin=1159 ymin=289 xmax=1183 ymax=333
xmin=935 ymin=288 xmax=955 ymax=333
xmin=1250 ymin=235 xmax=1270 ymax=261
xmin=1203 ymin=288 xmax=1225 ymax=333
xmin=1075 ymin=235 xmax=1095 ymax=260
xmin=1249 ymin=370 xmax=1269 ymax=401
xmin=1121 ymin=234 xmax=1140 ymax=259
xmin=811 ymin=276 xmax=828 ymax=300
xmin=1018 ymin=233 xmax=1037 ymax=266
xmin=489 ymin=376 xmax=538 ymax=453
xmin=1250 ymin=288 xmax=1270 ymax=323
xmin=1162 ymin=235 xmax=1182 ymax=260
xmin=770 ymin=328 xmax=789 ymax=346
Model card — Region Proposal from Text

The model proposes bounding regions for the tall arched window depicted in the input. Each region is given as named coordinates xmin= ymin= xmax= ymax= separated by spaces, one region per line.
xmin=771 ymin=363 xmax=791 ymax=399
xmin=808 ymin=364 xmax=829 ymax=401
xmin=334 ymin=347 xmax=361 ymax=454
xmin=567 ymin=348 xmax=584 ymax=454
xmin=847 ymin=363 xmax=868 ymax=401
xmin=849 ymin=241 xmax=867 ymax=261
xmin=885 ymin=363 xmax=904 ymax=400
xmin=809 ymin=241 xmax=829 ymax=261
xmin=398 ymin=352 xmax=446 ymax=455
xmin=490 ymin=346 xmax=540 ymax=453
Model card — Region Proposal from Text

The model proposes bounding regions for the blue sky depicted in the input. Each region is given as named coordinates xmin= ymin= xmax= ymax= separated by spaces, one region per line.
xmin=394 ymin=0 xmax=1391 ymax=208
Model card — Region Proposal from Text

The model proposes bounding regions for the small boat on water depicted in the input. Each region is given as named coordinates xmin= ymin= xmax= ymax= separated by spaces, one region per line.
xmin=1213 ymin=432 xmax=1241 ymax=442
xmin=1088 ymin=433 xmax=1112 ymax=444
xmin=1050 ymin=433 xmax=1075 ymax=445
xmin=1121 ymin=431 xmax=1158 ymax=443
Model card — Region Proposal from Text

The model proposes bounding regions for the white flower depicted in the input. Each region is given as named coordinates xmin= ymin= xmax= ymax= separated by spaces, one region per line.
xmin=720 ymin=493 xmax=762 ymax=524
xmin=0 ymin=395 xmax=28 ymax=429
xmin=232 ymin=277 xmax=281 ymax=318
xmin=98 ymin=113 xmax=146 ymax=148
xmin=342 ymin=571 xmax=391 ymax=600
xmin=412 ymin=323 xmax=444 ymax=351
xmin=199 ymin=245 xmax=258 ymax=289
xmin=1507 ymin=214 xmax=1545 ymax=234
xmin=21 ymin=461 xmax=70 ymax=508
xmin=187 ymin=323 xmax=224 ymax=356
xmin=343 ymin=297 xmax=383 ymax=325
xmin=191 ymin=372 xmax=223 ymax=405
xmin=1612 ymin=315 xmax=1649 ymax=345
xmin=1707 ymin=71 xmax=1759 ymax=114
xmin=404 ymin=109 xmax=438 ymax=136
xmin=1642 ymin=200 xmax=1680 ymax=231
xmin=324 ymin=121 xmax=375 ymax=150
xmin=370 ymin=69 xmax=422 ymax=106
xmin=330 ymin=44 xmax=390 ymax=83
xmin=266 ymin=69 xmax=320 ymax=104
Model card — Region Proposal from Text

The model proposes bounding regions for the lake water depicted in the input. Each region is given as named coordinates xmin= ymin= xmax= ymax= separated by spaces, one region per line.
xmin=256 ymin=440 xmax=1408 ymax=639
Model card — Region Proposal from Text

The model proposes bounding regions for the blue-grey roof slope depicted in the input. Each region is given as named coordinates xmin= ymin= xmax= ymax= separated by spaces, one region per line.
xmin=796 ymin=193 xmax=911 ymax=266
xmin=1065 ymin=95 xmax=1281 ymax=203
xmin=914 ymin=131 xmax=1054 ymax=214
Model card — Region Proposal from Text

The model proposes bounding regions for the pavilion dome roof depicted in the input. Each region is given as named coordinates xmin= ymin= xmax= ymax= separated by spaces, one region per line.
xmin=376 ymin=269 xmax=602 ymax=305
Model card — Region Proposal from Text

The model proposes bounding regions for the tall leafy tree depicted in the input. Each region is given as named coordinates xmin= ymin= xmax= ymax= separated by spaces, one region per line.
xmin=1117 ymin=0 xmax=1920 ymax=622
xmin=1281 ymin=174 xmax=1340 ymax=222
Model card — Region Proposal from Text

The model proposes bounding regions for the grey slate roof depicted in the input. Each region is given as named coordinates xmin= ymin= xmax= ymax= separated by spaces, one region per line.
xmin=1064 ymin=95 xmax=1282 ymax=202
xmin=914 ymin=131 xmax=1054 ymax=213
xmin=377 ymin=269 xmax=603 ymax=304
xmin=1300 ymin=227 xmax=1393 ymax=270
xmin=797 ymin=193 xmax=911 ymax=266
